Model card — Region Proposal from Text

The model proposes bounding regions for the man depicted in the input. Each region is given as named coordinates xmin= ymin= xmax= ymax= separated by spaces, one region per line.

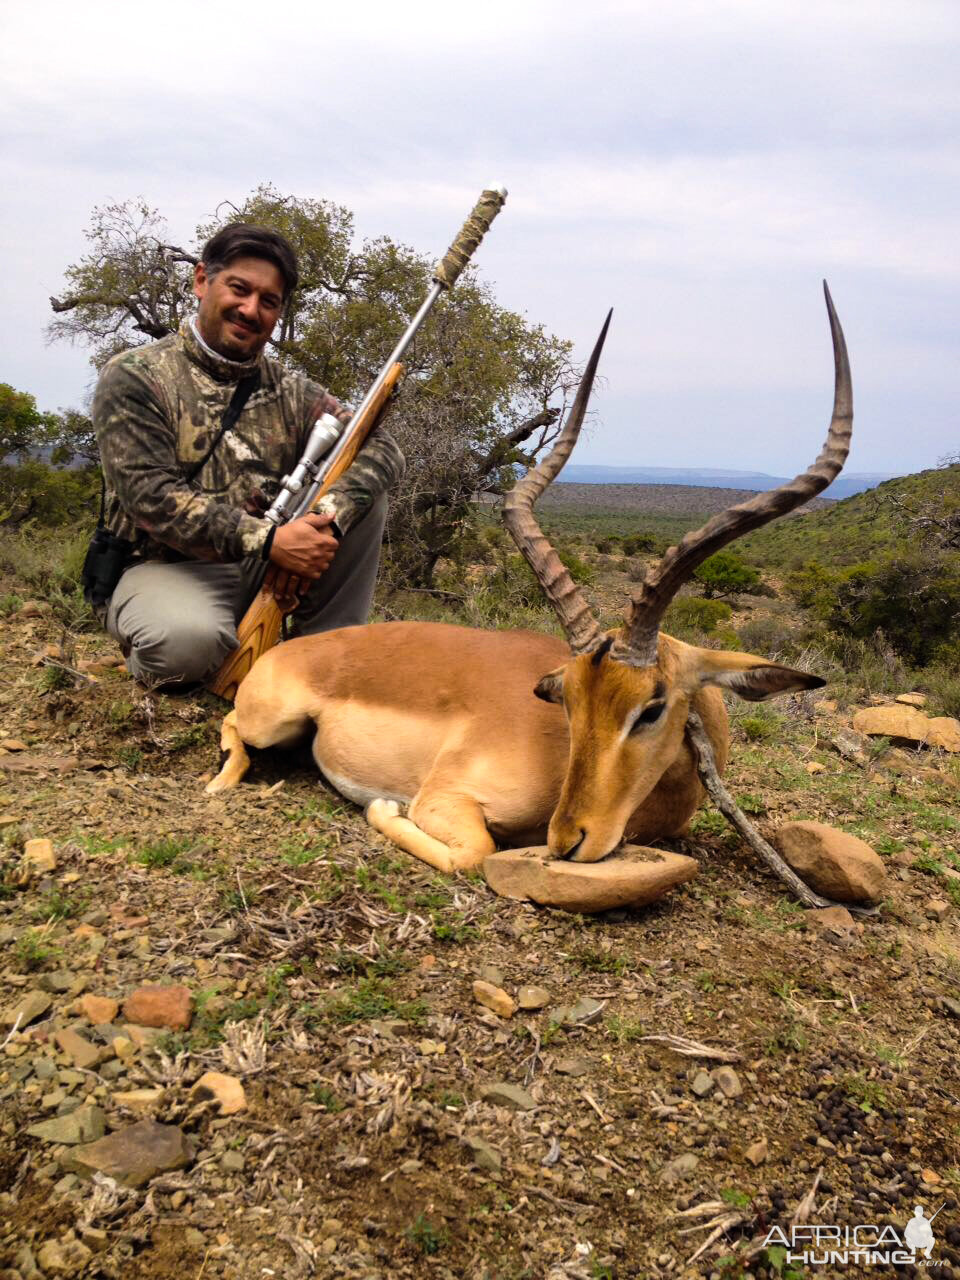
xmin=92 ymin=223 xmax=404 ymax=687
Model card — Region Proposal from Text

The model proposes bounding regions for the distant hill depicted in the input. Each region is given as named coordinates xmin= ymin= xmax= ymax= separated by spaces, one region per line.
xmin=539 ymin=482 xmax=829 ymax=518
xmin=739 ymin=465 xmax=960 ymax=568
xmin=558 ymin=464 xmax=897 ymax=500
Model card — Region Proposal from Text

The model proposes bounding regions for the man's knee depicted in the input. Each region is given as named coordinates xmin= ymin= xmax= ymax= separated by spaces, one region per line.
xmin=125 ymin=616 xmax=236 ymax=686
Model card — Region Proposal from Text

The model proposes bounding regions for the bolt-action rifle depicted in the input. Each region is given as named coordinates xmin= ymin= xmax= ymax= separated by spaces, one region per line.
xmin=206 ymin=186 xmax=508 ymax=701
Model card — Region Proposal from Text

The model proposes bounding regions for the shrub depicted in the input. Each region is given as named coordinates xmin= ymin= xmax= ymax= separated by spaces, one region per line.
xmin=663 ymin=597 xmax=733 ymax=639
xmin=0 ymin=461 xmax=100 ymax=528
xmin=693 ymin=549 xmax=762 ymax=598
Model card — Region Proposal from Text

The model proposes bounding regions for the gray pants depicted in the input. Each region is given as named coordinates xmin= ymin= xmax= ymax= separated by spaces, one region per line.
xmin=102 ymin=495 xmax=387 ymax=686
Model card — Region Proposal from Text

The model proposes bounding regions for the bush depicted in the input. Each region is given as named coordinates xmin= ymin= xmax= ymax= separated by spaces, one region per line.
xmin=0 ymin=461 xmax=100 ymax=528
xmin=663 ymin=597 xmax=733 ymax=640
xmin=622 ymin=533 xmax=656 ymax=556
xmin=693 ymin=549 xmax=762 ymax=599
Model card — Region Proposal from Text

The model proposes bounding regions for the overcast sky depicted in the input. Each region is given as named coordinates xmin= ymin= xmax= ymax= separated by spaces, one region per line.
xmin=2 ymin=0 xmax=957 ymax=475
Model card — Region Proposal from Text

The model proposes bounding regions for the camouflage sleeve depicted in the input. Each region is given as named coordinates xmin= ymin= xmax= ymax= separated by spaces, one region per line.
xmin=302 ymin=387 xmax=405 ymax=535
xmin=94 ymin=356 xmax=270 ymax=561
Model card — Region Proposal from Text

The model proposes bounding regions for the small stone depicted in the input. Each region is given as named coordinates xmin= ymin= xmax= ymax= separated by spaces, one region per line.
xmin=399 ymin=1158 xmax=421 ymax=1174
xmin=691 ymin=1071 xmax=714 ymax=1098
xmin=14 ymin=600 xmax=50 ymax=618
xmin=555 ymin=1057 xmax=592 ymax=1077
xmin=3 ymin=990 xmax=52 ymax=1028
xmin=112 ymin=1037 xmax=135 ymax=1060
xmin=64 ymin=1119 xmax=194 ymax=1188
xmin=711 ymin=1066 xmax=743 ymax=1099
xmin=220 ymin=1149 xmax=245 ymax=1173
xmin=23 ymin=838 xmax=57 ymax=874
xmin=940 ymin=996 xmax=960 ymax=1018
xmin=112 ymin=1088 xmax=164 ymax=1110
xmin=36 ymin=1239 xmax=92 ymax=1276
xmin=805 ymin=906 xmax=858 ymax=936
xmin=320 ymin=1218 xmax=343 ymax=1238
xmin=517 ymin=985 xmax=551 ymax=1010
xmin=52 ymin=1173 xmax=79 ymax=1195
xmin=745 ymin=1136 xmax=768 ymax=1166
xmin=39 ymin=971 xmax=77 ymax=994
xmin=564 ymin=996 xmax=604 ymax=1026
xmin=480 ymin=1082 xmax=536 ymax=1111
xmin=805 ymin=761 xmax=826 ymax=775
xmin=54 ymin=1029 xmax=101 ymax=1071
xmin=121 ymin=985 xmax=192 ymax=1031
xmin=33 ymin=1058 xmax=56 ymax=1081
xmin=815 ymin=699 xmax=838 ymax=714
xmin=190 ymin=1072 xmax=247 ymax=1116
xmin=462 ymin=1134 xmax=502 ymax=1172
xmin=78 ymin=995 xmax=119 ymax=1024
xmin=660 ymin=1153 xmax=698 ymax=1184
xmin=921 ymin=1168 xmax=941 ymax=1185
xmin=478 ymin=964 xmax=505 ymax=988
xmin=926 ymin=898 xmax=950 ymax=921
xmin=418 ymin=954 xmax=438 ymax=972
xmin=829 ymin=730 xmax=868 ymax=765
xmin=895 ymin=693 xmax=927 ymax=708
xmin=0 ymin=738 xmax=28 ymax=751
xmin=777 ymin=821 xmax=887 ymax=903
xmin=123 ymin=1023 xmax=165 ymax=1051
xmin=79 ymin=1227 xmax=108 ymax=1253
xmin=26 ymin=1104 xmax=106 ymax=1145
xmin=472 ymin=980 xmax=517 ymax=1019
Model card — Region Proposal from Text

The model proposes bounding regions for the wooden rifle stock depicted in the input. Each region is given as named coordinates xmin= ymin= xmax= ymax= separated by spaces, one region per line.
xmin=207 ymin=361 xmax=404 ymax=701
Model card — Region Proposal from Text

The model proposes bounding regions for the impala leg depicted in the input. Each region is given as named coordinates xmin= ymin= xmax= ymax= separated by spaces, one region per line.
xmin=365 ymin=795 xmax=494 ymax=875
xmin=205 ymin=710 xmax=251 ymax=794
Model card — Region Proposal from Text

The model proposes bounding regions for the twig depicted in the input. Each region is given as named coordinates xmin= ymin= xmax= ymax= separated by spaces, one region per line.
xmin=640 ymin=1033 xmax=739 ymax=1063
xmin=685 ymin=1214 xmax=745 ymax=1264
xmin=792 ymin=1166 xmax=823 ymax=1226
xmin=40 ymin=657 xmax=95 ymax=686
xmin=686 ymin=711 xmax=878 ymax=916
xmin=582 ymin=1091 xmax=610 ymax=1122
xmin=1 ymin=1013 xmax=23 ymax=1049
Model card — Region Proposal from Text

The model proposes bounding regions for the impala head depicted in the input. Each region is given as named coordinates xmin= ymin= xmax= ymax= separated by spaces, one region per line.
xmin=503 ymin=289 xmax=853 ymax=862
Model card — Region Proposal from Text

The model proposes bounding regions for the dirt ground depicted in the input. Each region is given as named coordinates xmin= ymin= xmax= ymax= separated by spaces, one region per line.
xmin=2 ymin=600 xmax=960 ymax=1280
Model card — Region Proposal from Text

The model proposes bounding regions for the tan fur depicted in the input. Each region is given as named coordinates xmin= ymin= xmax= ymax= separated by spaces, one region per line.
xmin=206 ymin=619 xmax=821 ymax=871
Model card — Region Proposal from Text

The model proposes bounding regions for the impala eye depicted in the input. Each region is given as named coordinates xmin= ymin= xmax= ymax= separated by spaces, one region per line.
xmin=630 ymin=702 xmax=666 ymax=733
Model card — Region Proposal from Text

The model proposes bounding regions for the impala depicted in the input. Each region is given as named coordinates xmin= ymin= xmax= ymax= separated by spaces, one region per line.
xmin=207 ymin=287 xmax=852 ymax=878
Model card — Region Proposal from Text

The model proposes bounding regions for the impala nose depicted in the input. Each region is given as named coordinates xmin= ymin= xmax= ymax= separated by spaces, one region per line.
xmin=557 ymin=830 xmax=586 ymax=860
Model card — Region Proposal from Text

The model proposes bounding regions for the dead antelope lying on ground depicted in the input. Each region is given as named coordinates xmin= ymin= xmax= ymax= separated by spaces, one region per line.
xmin=208 ymin=288 xmax=852 ymax=880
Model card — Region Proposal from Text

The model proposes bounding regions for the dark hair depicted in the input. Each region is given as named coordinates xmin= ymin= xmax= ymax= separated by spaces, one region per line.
xmin=200 ymin=223 xmax=299 ymax=300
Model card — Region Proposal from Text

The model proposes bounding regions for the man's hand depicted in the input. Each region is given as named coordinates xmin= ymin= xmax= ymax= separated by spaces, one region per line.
xmin=269 ymin=513 xmax=339 ymax=579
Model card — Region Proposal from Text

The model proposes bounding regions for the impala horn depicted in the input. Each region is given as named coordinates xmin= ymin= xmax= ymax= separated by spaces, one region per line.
xmin=502 ymin=311 xmax=613 ymax=655
xmin=612 ymin=282 xmax=853 ymax=666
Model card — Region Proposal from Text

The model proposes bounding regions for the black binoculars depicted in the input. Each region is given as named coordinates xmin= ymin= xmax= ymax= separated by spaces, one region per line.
xmin=81 ymin=526 xmax=136 ymax=607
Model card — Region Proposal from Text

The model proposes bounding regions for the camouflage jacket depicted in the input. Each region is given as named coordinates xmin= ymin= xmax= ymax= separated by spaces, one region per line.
xmin=93 ymin=321 xmax=405 ymax=562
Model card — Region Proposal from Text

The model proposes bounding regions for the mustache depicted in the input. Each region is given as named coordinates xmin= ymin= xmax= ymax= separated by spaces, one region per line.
xmin=225 ymin=311 xmax=258 ymax=333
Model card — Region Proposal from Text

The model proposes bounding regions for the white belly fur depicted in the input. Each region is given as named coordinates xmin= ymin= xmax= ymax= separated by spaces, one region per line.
xmin=312 ymin=752 xmax=412 ymax=809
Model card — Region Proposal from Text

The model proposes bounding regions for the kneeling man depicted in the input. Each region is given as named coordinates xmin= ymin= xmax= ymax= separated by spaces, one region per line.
xmin=90 ymin=223 xmax=404 ymax=686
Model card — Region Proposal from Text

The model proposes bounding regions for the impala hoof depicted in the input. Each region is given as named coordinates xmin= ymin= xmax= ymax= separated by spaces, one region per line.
xmin=365 ymin=798 xmax=401 ymax=826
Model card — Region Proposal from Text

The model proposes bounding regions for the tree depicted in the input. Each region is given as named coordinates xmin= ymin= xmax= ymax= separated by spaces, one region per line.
xmin=0 ymin=384 xmax=59 ymax=460
xmin=48 ymin=189 xmax=578 ymax=587
xmin=693 ymin=549 xmax=762 ymax=599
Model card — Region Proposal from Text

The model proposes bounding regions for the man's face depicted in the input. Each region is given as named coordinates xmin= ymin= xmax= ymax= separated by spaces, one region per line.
xmin=193 ymin=256 xmax=285 ymax=361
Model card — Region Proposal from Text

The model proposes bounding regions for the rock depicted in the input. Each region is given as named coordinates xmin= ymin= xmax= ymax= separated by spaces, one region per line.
xmin=64 ymin=1119 xmax=194 ymax=1188
xmin=660 ymin=1153 xmax=698 ymax=1184
xmin=190 ymin=1072 xmax=247 ymax=1116
xmin=691 ymin=1071 xmax=714 ymax=1098
xmin=829 ymin=730 xmax=868 ymax=765
xmin=14 ymin=601 xmax=50 ymax=619
xmin=0 ymin=738 xmax=28 ymax=751
xmin=805 ymin=762 xmax=826 ymax=775
xmin=39 ymin=971 xmax=77 ymax=994
xmin=35 ymin=1239 xmax=92 ymax=1277
xmin=555 ymin=1057 xmax=592 ymax=1077
xmin=926 ymin=898 xmax=950 ymax=921
xmin=53 ymin=1029 xmax=100 ymax=1071
xmin=78 ymin=994 xmax=119 ymax=1024
xmin=112 ymin=1036 xmax=135 ymax=1060
xmin=220 ymin=1150 xmax=245 ymax=1173
xmin=745 ymin=1136 xmax=768 ymax=1166
xmin=27 ymin=1105 xmax=105 ymax=1145
xmin=896 ymin=693 xmax=927 ymax=708
xmin=121 ymin=985 xmax=192 ymax=1030
xmin=853 ymin=704 xmax=943 ymax=749
xmin=123 ymin=1023 xmax=165 ymax=1050
xmin=472 ymin=981 xmax=517 ymax=1019
xmin=805 ymin=906 xmax=859 ymax=937
xmin=112 ymin=1088 xmax=164 ymax=1110
xmin=516 ymin=985 xmax=551 ymax=1010
xmin=480 ymin=1083 xmax=536 ymax=1111
xmin=711 ymin=1066 xmax=743 ymax=1099
xmin=777 ymin=821 xmax=887 ymax=903
xmin=483 ymin=844 xmax=698 ymax=914
xmin=940 ymin=997 xmax=960 ymax=1018
xmin=478 ymin=964 xmax=505 ymax=988
xmin=23 ymin=838 xmax=56 ymax=874
xmin=461 ymin=1134 xmax=502 ymax=1172
xmin=928 ymin=717 xmax=960 ymax=753
xmin=3 ymin=990 xmax=52 ymax=1028
xmin=815 ymin=699 xmax=838 ymax=714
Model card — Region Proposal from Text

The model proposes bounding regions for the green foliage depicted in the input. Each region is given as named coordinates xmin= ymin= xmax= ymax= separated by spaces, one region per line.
xmin=0 ymin=460 xmax=100 ymax=528
xmin=0 ymin=384 xmax=59 ymax=459
xmin=134 ymin=836 xmax=197 ymax=872
xmin=326 ymin=978 xmax=428 ymax=1026
xmin=15 ymin=930 xmax=63 ymax=972
xmin=662 ymin=596 xmax=733 ymax=638
xmin=693 ymin=549 xmax=761 ymax=598
xmin=405 ymin=1213 xmax=448 ymax=1256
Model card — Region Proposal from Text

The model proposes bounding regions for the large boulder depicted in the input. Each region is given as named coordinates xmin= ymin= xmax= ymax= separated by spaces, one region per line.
xmin=777 ymin=821 xmax=887 ymax=903
xmin=483 ymin=844 xmax=698 ymax=914
xmin=852 ymin=706 xmax=960 ymax=753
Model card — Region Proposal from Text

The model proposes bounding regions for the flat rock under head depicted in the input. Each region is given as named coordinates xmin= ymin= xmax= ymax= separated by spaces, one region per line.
xmin=483 ymin=844 xmax=698 ymax=914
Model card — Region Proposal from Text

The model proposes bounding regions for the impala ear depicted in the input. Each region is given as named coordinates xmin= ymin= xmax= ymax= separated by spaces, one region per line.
xmin=691 ymin=650 xmax=826 ymax=702
xmin=534 ymin=668 xmax=565 ymax=703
